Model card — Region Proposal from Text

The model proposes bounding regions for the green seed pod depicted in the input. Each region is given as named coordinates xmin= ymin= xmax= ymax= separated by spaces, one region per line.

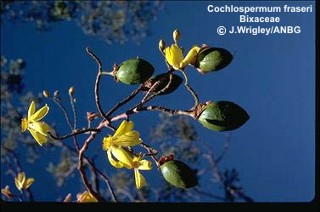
xmin=115 ymin=58 xmax=154 ymax=85
xmin=195 ymin=47 xmax=233 ymax=74
xmin=198 ymin=101 xmax=249 ymax=131
xmin=160 ymin=160 xmax=198 ymax=189
xmin=142 ymin=73 xmax=183 ymax=95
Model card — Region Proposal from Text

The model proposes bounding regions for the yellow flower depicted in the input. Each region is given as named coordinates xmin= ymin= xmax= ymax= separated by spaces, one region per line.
xmin=131 ymin=155 xmax=152 ymax=189
xmin=161 ymin=29 xmax=200 ymax=70
xmin=108 ymin=149 xmax=152 ymax=189
xmin=14 ymin=172 xmax=34 ymax=191
xmin=77 ymin=191 xmax=98 ymax=203
xmin=21 ymin=101 xmax=51 ymax=146
xmin=102 ymin=120 xmax=142 ymax=168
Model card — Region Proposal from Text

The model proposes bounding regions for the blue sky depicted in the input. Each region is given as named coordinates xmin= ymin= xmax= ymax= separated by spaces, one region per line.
xmin=1 ymin=1 xmax=316 ymax=202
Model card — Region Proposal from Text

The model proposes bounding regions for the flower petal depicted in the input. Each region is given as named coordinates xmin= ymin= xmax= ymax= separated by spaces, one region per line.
xmin=28 ymin=101 xmax=36 ymax=119
xmin=164 ymin=44 xmax=184 ymax=70
xmin=134 ymin=169 xmax=146 ymax=189
xmin=113 ymin=120 xmax=134 ymax=138
xmin=77 ymin=191 xmax=98 ymax=202
xmin=15 ymin=172 xmax=25 ymax=191
xmin=114 ymin=131 xmax=142 ymax=147
xmin=180 ymin=45 xmax=200 ymax=68
xmin=29 ymin=104 xmax=49 ymax=121
xmin=110 ymin=147 xmax=133 ymax=168
xmin=28 ymin=121 xmax=51 ymax=136
xmin=15 ymin=178 xmax=23 ymax=191
xmin=138 ymin=159 xmax=152 ymax=170
xmin=107 ymin=150 xmax=124 ymax=168
xmin=28 ymin=128 xmax=48 ymax=146
xmin=17 ymin=172 xmax=26 ymax=184
xmin=24 ymin=178 xmax=34 ymax=190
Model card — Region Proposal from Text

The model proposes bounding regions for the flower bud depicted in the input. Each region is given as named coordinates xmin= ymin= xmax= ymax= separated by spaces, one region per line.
xmin=115 ymin=58 xmax=154 ymax=85
xmin=173 ymin=29 xmax=180 ymax=44
xmin=54 ymin=90 xmax=59 ymax=97
xmin=159 ymin=39 xmax=166 ymax=52
xmin=42 ymin=90 xmax=50 ymax=98
xmin=141 ymin=73 xmax=183 ymax=95
xmin=197 ymin=101 xmax=249 ymax=131
xmin=68 ymin=86 xmax=75 ymax=96
xmin=195 ymin=47 xmax=233 ymax=74
xmin=160 ymin=160 xmax=198 ymax=189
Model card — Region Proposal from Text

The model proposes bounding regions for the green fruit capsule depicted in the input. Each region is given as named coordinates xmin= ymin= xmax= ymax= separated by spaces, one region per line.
xmin=198 ymin=101 xmax=249 ymax=131
xmin=195 ymin=47 xmax=233 ymax=74
xmin=115 ymin=58 xmax=154 ymax=85
xmin=160 ymin=160 xmax=198 ymax=189
xmin=142 ymin=73 xmax=183 ymax=95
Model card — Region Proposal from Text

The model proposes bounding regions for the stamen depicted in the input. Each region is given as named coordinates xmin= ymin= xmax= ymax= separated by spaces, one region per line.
xmin=21 ymin=118 xmax=28 ymax=132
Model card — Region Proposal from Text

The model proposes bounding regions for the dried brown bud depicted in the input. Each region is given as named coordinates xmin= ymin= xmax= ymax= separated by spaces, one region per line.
xmin=42 ymin=90 xmax=50 ymax=98
xmin=173 ymin=29 xmax=180 ymax=44
xmin=68 ymin=86 xmax=75 ymax=96
xmin=54 ymin=90 xmax=59 ymax=97
xmin=159 ymin=39 xmax=166 ymax=52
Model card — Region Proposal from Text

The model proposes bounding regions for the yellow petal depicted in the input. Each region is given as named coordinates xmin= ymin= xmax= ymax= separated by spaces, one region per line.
xmin=107 ymin=150 xmax=124 ymax=168
xmin=113 ymin=120 xmax=134 ymax=138
xmin=28 ymin=128 xmax=48 ymax=146
xmin=180 ymin=45 xmax=200 ymax=68
xmin=29 ymin=121 xmax=51 ymax=136
xmin=29 ymin=104 xmax=49 ymax=121
xmin=110 ymin=147 xmax=133 ymax=168
xmin=138 ymin=159 xmax=152 ymax=170
xmin=17 ymin=172 xmax=26 ymax=184
xmin=134 ymin=169 xmax=146 ymax=189
xmin=164 ymin=44 xmax=184 ymax=70
xmin=15 ymin=172 xmax=25 ymax=191
xmin=24 ymin=178 xmax=34 ymax=189
xmin=77 ymin=191 xmax=98 ymax=203
xmin=28 ymin=101 xmax=36 ymax=119
xmin=114 ymin=131 xmax=142 ymax=147
xmin=15 ymin=178 xmax=23 ymax=191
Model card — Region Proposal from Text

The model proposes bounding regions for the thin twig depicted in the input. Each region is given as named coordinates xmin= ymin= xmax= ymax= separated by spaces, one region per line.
xmin=69 ymin=91 xmax=78 ymax=130
xmin=55 ymin=139 xmax=118 ymax=202
xmin=48 ymin=128 xmax=100 ymax=140
xmin=77 ymin=131 xmax=105 ymax=202
xmin=86 ymin=47 xmax=109 ymax=122
xmin=50 ymin=97 xmax=80 ymax=151
xmin=139 ymin=143 xmax=159 ymax=167
xmin=215 ymin=133 xmax=232 ymax=164
xmin=109 ymin=105 xmax=194 ymax=123
xmin=180 ymin=70 xmax=199 ymax=108
xmin=105 ymin=84 xmax=143 ymax=118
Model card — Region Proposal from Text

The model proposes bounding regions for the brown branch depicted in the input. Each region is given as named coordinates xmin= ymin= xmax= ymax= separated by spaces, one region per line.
xmin=105 ymin=84 xmax=143 ymax=118
xmin=180 ymin=70 xmax=199 ymax=109
xmin=49 ymin=97 xmax=80 ymax=151
xmin=76 ymin=121 xmax=118 ymax=202
xmin=86 ymin=47 xmax=109 ymax=122
xmin=54 ymin=139 xmax=118 ymax=202
xmin=77 ymin=131 xmax=105 ymax=202
xmin=48 ymin=128 xmax=100 ymax=140
xmin=139 ymin=143 xmax=159 ymax=167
